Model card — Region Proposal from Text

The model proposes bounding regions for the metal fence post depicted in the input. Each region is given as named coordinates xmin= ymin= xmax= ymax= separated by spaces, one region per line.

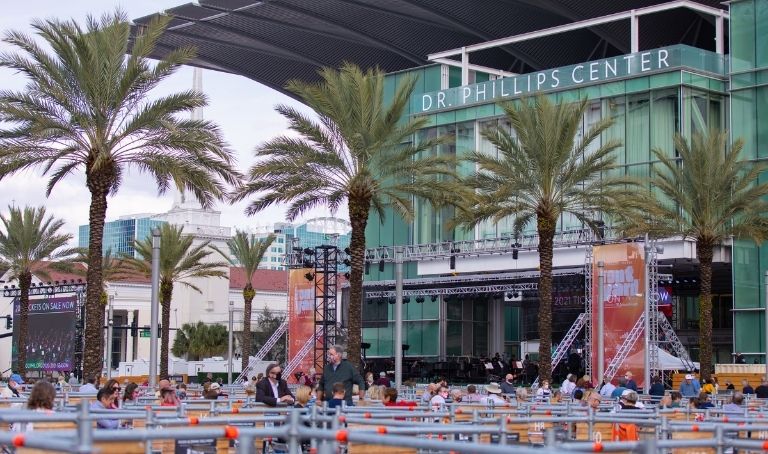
xmin=76 ymin=398 xmax=92 ymax=454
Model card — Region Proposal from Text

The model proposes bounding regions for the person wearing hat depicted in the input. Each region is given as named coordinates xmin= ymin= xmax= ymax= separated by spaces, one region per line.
xmin=482 ymin=383 xmax=506 ymax=405
xmin=7 ymin=375 xmax=23 ymax=398
xmin=204 ymin=382 xmax=221 ymax=400
xmin=623 ymin=371 xmax=638 ymax=392
xmin=619 ymin=390 xmax=640 ymax=410
xmin=679 ymin=374 xmax=700 ymax=397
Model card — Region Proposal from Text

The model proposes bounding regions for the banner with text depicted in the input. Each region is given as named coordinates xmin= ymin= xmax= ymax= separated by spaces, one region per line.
xmin=288 ymin=269 xmax=319 ymax=380
xmin=591 ymin=243 xmax=646 ymax=388
xmin=12 ymin=295 xmax=77 ymax=372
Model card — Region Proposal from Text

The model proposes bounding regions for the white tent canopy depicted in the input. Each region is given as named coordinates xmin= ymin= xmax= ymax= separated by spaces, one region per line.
xmin=626 ymin=347 xmax=699 ymax=371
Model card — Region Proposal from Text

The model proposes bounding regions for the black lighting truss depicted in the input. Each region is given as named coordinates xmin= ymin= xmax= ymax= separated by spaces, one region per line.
xmin=313 ymin=245 xmax=339 ymax=371
xmin=2 ymin=281 xmax=87 ymax=378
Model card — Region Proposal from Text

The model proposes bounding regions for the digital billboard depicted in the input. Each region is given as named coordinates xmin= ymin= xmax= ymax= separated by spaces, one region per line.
xmin=12 ymin=295 xmax=78 ymax=372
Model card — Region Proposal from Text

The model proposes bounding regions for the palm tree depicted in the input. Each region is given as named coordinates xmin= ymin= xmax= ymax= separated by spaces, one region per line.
xmin=0 ymin=206 xmax=77 ymax=376
xmin=172 ymin=322 xmax=229 ymax=361
xmin=0 ymin=11 xmax=239 ymax=380
xmin=233 ymin=63 xmax=458 ymax=370
xmin=617 ymin=130 xmax=768 ymax=379
xmin=215 ymin=230 xmax=275 ymax=370
xmin=455 ymin=95 xmax=634 ymax=382
xmin=122 ymin=223 xmax=228 ymax=378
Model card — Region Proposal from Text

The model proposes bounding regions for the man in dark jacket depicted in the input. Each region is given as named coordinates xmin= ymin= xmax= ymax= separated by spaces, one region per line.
xmin=255 ymin=363 xmax=295 ymax=407
xmin=318 ymin=344 xmax=365 ymax=406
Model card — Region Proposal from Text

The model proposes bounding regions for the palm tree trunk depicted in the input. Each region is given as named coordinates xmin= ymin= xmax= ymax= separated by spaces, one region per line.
xmin=16 ymin=272 xmax=32 ymax=376
xmin=537 ymin=214 xmax=556 ymax=382
xmin=698 ymin=240 xmax=714 ymax=380
xmin=347 ymin=196 xmax=370 ymax=372
xmin=242 ymin=285 xmax=255 ymax=371
xmin=83 ymin=178 xmax=108 ymax=381
xmin=160 ymin=280 xmax=173 ymax=379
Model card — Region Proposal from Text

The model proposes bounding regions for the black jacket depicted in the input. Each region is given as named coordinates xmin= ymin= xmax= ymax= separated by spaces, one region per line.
xmin=255 ymin=377 xmax=294 ymax=407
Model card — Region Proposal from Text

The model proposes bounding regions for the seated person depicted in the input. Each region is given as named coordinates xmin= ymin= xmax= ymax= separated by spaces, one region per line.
xmin=90 ymin=387 xmax=120 ymax=429
xmin=203 ymin=382 xmax=221 ymax=400
xmin=327 ymin=382 xmax=346 ymax=409
xmin=255 ymin=364 xmax=295 ymax=407
xmin=160 ymin=387 xmax=178 ymax=406
xmin=382 ymin=387 xmax=416 ymax=407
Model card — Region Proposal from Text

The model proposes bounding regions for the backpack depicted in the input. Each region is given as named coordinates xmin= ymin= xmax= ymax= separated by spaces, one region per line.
xmin=612 ymin=423 xmax=640 ymax=441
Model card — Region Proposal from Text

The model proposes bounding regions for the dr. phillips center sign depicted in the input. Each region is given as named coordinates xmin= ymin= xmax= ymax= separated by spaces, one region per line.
xmin=420 ymin=47 xmax=675 ymax=113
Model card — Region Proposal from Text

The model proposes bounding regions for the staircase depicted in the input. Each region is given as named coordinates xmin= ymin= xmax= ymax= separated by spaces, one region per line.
xmin=532 ymin=313 xmax=587 ymax=389
xmin=234 ymin=319 xmax=289 ymax=384
xmin=284 ymin=325 xmax=324 ymax=378
xmin=604 ymin=314 xmax=645 ymax=382
xmin=656 ymin=311 xmax=696 ymax=371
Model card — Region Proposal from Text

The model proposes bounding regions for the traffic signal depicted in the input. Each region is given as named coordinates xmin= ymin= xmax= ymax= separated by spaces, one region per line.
xmin=5 ymin=315 xmax=11 ymax=330
xmin=130 ymin=318 xmax=138 ymax=337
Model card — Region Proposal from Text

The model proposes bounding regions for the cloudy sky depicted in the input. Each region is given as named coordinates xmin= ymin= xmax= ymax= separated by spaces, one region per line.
xmin=0 ymin=1 xmax=339 ymax=242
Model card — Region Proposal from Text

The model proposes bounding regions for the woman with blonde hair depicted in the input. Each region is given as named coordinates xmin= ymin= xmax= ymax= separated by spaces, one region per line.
xmin=365 ymin=384 xmax=384 ymax=401
xmin=294 ymin=385 xmax=313 ymax=408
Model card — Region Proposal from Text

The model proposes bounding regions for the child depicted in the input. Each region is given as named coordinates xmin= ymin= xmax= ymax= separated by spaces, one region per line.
xmin=327 ymin=382 xmax=346 ymax=409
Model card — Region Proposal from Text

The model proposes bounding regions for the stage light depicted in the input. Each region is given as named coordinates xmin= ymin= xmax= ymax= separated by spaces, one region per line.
xmin=303 ymin=259 xmax=314 ymax=268
xmin=54 ymin=280 xmax=59 ymax=285
xmin=416 ymin=296 xmax=425 ymax=304
xmin=344 ymin=247 xmax=351 ymax=255
xmin=304 ymin=272 xmax=315 ymax=282
xmin=378 ymin=260 xmax=385 ymax=272
xmin=343 ymin=259 xmax=352 ymax=267
xmin=388 ymin=297 xmax=395 ymax=305
xmin=403 ymin=296 xmax=410 ymax=304
xmin=365 ymin=261 xmax=370 ymax=275
xmin=344 ymin=272 xmax=351 ymax=280
xmin=77 ymin=279 xmax=82 ymax=283
xmin=304 ymin=248 xmax=315 ymax=255
xmin=430 ymin=295 xmax=438 ymax=302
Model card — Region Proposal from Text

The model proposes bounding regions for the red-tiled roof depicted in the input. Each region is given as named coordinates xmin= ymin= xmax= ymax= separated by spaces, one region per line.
xmin=229 ymin=268 xmax=288 ymax=292
xmin=28 ymin=262 xmax=86 ymax=283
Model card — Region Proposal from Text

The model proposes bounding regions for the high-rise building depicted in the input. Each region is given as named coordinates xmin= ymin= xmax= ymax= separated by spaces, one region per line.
xmin=78 ymin=215 xmax=165 ymax=258
xmin=251 ymin=217 xmax=351 ymax=270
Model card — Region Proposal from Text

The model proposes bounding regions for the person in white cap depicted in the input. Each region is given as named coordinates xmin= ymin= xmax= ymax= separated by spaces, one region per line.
xmin=679 ymin=374 xmax=700 ymax=397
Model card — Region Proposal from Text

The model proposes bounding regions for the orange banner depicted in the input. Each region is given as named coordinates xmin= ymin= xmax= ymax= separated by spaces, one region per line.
xmin=288 ymin=268 xmax=318 ymax=381
xmin=591 ymin=243 xmax=646 ymax=388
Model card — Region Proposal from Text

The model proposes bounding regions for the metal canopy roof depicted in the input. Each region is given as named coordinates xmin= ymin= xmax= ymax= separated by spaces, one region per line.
xmin=132 ymin=0 xmax=728 ymax=98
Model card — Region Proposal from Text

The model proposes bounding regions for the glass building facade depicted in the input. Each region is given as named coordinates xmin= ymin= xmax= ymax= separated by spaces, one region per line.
xmin=78 ymin=217 xmax=166 ymax=258
xmin=360 ymin=10 xmax=763 ymax=363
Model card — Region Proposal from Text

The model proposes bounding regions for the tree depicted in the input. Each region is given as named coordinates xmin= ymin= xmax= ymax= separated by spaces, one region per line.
xmin=233 ymin=63 xmax=457 ymax=370
xmin=0 ymin=11 xmax=239 ymax=380
xmin=617 ymin=130 xmax=768 ymax=379
xmin=215 ymin=230 xmax=275 ymax=370
xmin=122 ymin=223 xmax=228 ymax=378
xmin=249 ymin=308 xmax=287 ymax=364
xmin=0 ymin=206 xmax=77 ymax=376
xmin=455 ymin=95 xmax=633 ymax=382
xmin=172 ymin=322 xmax=228 ymax=360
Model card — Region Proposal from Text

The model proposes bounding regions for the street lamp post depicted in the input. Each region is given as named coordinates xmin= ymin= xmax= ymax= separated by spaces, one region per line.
xmin=149 ymin=227 xmax=161 ymax=389
xmin=106 ymin=294 xmax=114 ymax=380
xmin=597 ymin=261 xmax=605 ymax=388
xmin=228 ymin=301 xmax=234 ymax=385
xmin=394 ymin=247 xmax=404 ymax=389
xmin=643 ymin=234 xmax=651 ymax=394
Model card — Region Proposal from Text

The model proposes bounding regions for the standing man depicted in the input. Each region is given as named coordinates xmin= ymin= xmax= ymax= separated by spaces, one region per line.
xmin=318 ymin=345 xmax=365 ymax=406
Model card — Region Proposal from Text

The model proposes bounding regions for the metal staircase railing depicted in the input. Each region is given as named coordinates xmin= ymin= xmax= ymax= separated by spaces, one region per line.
xmin=604 ymin=314 xmax=645 ymax=382
xmin=532 ymin=313 xmax=587 ymax=389
xmin=657 ymin=310 xmax=696 ymax=371
xmin=234 ymin=318 xmax=289 ymax=384
xmin=284 ymin=325 xmax=324 ymax=378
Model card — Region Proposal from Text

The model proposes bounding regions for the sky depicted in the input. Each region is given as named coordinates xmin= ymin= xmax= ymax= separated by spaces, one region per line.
xmin=0 ymin=1 xmax=341 ymax=242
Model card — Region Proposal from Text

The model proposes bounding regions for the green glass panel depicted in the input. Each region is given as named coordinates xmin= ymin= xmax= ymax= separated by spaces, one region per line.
xmin=649 ymin=72 xmax=681 ymax=89
xmin=731 ymin=88 xmax=758 ymax=159
xmin=603 ymin=96 xmax=626 ymax=167
xmin=734 ymin=312 xmax=763 ymax=355
xmin=473 ymin=300 xmax=489 ymax=321
xmin=455 ymin=107 xmax=477 ymax=122
xmin=731 ymin=0 xmax=757 ymax=72
xmin=600 ymin=80 xmax=625 ymax=97
xmin=436 ymin=111 xmax=456 ymax=125
xmin=447 ymin=300 xmax=462 ymax=320
xmin=625 ymin=77 xmax=649 ymax=93
xmin=446 ymin=321 xmax=462 ymax=356
xmin=625 ymin=93 xmax=650 ymax=165
xmin=449 ymin=66 xmax=462 ymax=88
xmin=733 ymin=239 xmax=760 ymax=309
xmin=504 ymin=306 xmax=520 ymax=342
xmin=423 ymin=66 xmax=443 ymax=93
xmin=473 ymin=321 xmax=489 ymax=356
xmin=758 ymin=0 xmax=768 ymax=68
xmin=475 ymin=72 xmax=490 ymax=83
xmin=758 ymin=88 xmax=768 ymax=159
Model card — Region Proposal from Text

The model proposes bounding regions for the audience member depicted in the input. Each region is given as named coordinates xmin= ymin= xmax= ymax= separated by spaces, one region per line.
xmin=742 ymin=379 xmax=755 ymax=395
xmin=483 ymin=383 xmax=507 ymax=406
xmin=11 ymin=381 xmax=56 ymax=432
xmin=375 ymin=372 xmax=391 ymax=387
xmin=255 ymin=363 xmax=295 ymax=407
xmin=722 ymin=392 xmax=745 ymax=414
xmin=327 ymin=382 xmax=346 ymax=409
xmin=91 ymin=388 xmax=119 ymax=429
xmin=679 ymin=374 xmax=700 ymax=397
xmin=464 ymin=384 xmax=483 ymax=403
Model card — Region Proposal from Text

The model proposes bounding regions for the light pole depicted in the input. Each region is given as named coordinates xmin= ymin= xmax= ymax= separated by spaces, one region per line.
xmin=643 ymin=234 xmax=651 ymax=394
xmin=394 ymin=247 xmax=404 ymax=389
xmin=228 ymin=300 xmax=234 ymax=385
xmin=764 ymin=271 xmax=768 ymax=379
xmin=149 ymin=227 xmax=161 ymax=389
xmin=106 ymin=294 xmax=114 ymax=380
xmin=597 ymin=261 xmax=605 ymax=388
